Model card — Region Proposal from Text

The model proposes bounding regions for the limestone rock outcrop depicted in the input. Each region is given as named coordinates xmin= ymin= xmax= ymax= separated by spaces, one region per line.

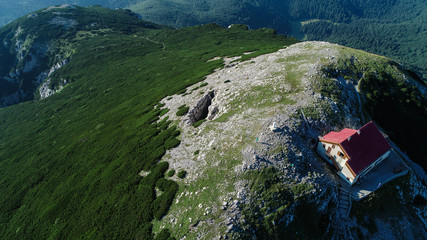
xmin=186 ymin=90 xmax=215 ymax=125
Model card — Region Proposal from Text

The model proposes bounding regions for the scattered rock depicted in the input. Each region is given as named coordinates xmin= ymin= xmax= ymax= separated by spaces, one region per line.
xmin=156 ymin=42 xmax=427 ymax=239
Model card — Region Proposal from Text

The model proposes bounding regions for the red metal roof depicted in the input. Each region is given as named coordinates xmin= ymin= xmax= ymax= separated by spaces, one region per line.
xmin=322 ymin=128 xmax=357 ymax=143
xmin=321 ymin=121 xmax=392 ymax=175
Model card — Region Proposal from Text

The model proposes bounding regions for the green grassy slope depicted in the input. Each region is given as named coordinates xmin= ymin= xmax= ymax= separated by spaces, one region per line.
xmin=0 ymin=7 xmax=298 ymax=239
xmin=0 ymin=5 xmax=164 ymax=106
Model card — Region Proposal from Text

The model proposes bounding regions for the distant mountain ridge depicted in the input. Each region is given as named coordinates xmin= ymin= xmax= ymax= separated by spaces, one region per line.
xmin=0 ymin=5 xmax=161 ymax=107
xmin=1 ymin=0 xmax=425 ymax=80
xmin=127 ymin=0 xmax=427 ymax=79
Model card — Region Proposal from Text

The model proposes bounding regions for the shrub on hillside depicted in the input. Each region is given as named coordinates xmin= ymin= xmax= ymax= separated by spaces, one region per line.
xmin=176 ymin=105 xmax=189 ymax=116
xmin=154 ymin=229 xmax=176 ymax=240
xmin=192 ymin=119 xmax=206 ymax=128
xmin=153 ymin=179 xmax=179 ymax=220
xmin=177 ymin=170 xmax=187 ymax=179
xmin=167 ymin=169 xmax=175 ymax=177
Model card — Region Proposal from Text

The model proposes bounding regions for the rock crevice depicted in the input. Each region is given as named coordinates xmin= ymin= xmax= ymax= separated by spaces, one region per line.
xmin=187 ymin=90 xmax=215 ymax=124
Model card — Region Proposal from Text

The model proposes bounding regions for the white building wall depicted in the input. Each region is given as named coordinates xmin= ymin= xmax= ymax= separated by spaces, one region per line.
xmin=341 ymin=165 xmax=356 ymax=184
xmin=316 ymin=141 xmax=332 ymax=164
xmin=317 ymin=141 xmax=348 ymax=169
xmin=317 ymin=140 xmax=357 ymax=184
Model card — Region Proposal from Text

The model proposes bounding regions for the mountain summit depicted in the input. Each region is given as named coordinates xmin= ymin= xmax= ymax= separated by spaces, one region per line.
xmin=155 ymin=41 xmax=427 ymax=238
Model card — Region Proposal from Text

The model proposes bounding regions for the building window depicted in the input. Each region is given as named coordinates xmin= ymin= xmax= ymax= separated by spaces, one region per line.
xmin=327 ymin=147 xmax=332 ymax=153
xmin=338 ymin=151 xmax=344 ymax=157
xmin=322 ymin=144 xmax=326 ymax=148
xmin=332 ymin=145 xmax=335 ymax=149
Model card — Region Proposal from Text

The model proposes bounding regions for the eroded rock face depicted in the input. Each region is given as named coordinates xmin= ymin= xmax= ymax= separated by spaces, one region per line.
xmin=38 ymin=59 xmax=69 ymax=99
xmin=187 ymin=90 xmax=215 ymax=124
xmin=0 ymin=27 xmax=71 ymax=107
xmin=38 ymin=78 xmax=67 ymax=99
xmin=207 ymin=106 xmax=219 ymax=120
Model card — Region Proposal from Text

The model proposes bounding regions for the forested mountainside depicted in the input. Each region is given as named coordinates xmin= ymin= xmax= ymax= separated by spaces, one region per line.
xmin=1 ymin=1 xmax=426 ymax=79
xmin=128 ymin=0 xmax=427 ymax=80
xmin=0 ymin=5 xmax=426 ymax=240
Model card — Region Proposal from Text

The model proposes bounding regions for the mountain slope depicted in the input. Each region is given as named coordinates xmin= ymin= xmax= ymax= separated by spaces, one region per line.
xmin=127 ymin=0 xmax=427 ymax=79
xmin=1 ymin=1 xmax=426 ymax=80
xmin=0 ymin=6 xmax=426 ymax=240
xmin=0 ymin=1 xmax=108 ymax=26
xmin=154 ymin=41 xmax=427 ymax=239
xmin=0 ymin=5 xmax=159 ymax=107
xmin=0 ymin=6 xmax=298 ymax=239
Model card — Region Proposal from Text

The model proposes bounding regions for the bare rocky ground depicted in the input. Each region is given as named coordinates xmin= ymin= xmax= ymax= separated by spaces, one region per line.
xmin=153 ymin=42 xmax=427 ymax=239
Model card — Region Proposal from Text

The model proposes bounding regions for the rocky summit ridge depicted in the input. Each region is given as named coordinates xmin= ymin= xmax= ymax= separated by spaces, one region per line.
xmin=156 ymin=41 xmax=427 ymax=239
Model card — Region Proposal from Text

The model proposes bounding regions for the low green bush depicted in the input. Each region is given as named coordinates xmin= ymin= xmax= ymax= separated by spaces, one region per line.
xmin=153 ymin=178 xmax=179 ymax=220
xmin=157 ymin=103 xmax=166 ymax=108
xmin=154 ymin=229 xmax=175 ymax=240
xmin=193 ymin=119 xmax=206 ymax=128
xmin=167 ymin=169 xmax=175 ymax=177
xmin=176 ymin=89 xmax=187 ymax=95
xmin=177 ymin=170 xmax=187 ymax=179
xmin=176 ymin=105 xmax=190 ymax=116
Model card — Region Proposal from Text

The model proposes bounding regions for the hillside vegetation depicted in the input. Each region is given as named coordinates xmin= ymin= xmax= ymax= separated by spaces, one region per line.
xmin=128 ymin=0 xmax=427 ymax=79
xmin=1 ymin=1 xmax=426 ymax=79
xmin=0 ymin=5 xmax=159 ymax=107
xmin=1 ymin=5 xmax=426 ymax=240
xmin=0 ymin=6 xmax=298 ymax=239
xmin=322 ymin=54 xmax=427 ymax=169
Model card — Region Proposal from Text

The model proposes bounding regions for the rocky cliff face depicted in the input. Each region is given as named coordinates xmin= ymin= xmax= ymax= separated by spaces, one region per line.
xmin=0 ymin=6 xmax=75 ymax=107
xmin=155 ymin=42 xmax=427 ymax=239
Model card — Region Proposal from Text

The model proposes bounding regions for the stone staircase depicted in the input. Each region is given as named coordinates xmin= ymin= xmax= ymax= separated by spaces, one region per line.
xmin=338 ymin=187 xmax=352 ymax=218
